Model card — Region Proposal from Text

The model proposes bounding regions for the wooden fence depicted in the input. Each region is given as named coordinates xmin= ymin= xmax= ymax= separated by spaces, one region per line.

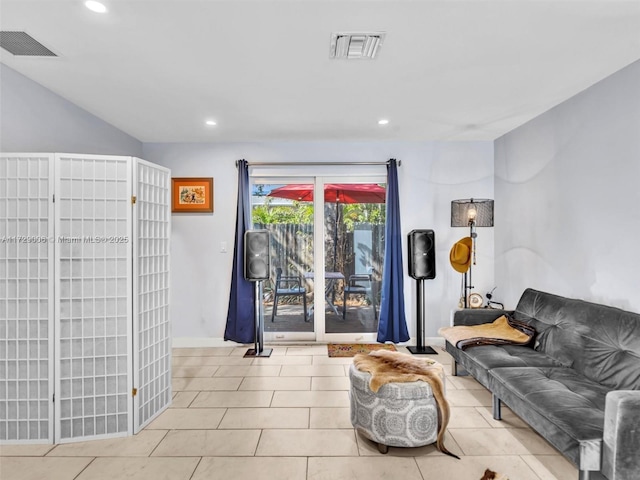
xmin=255 ymin=223 xmax=384 ymax=285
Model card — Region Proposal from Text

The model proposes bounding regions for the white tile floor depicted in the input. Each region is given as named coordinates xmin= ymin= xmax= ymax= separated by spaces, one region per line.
xmin=0 ymin=345 xmax=579 ymax=480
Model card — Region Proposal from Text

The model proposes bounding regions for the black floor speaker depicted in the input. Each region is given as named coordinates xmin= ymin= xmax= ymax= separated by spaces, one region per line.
xmin=407 ymin=230 xmax=437 ymax=355
xmin=244 ymin=230 xmax=270 ymax=281
xmin=408 ymin=229 xmax=436 ymax=280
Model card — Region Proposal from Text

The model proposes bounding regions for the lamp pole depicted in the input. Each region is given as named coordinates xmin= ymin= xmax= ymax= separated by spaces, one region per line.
xmin=464 ymin=206 xmax=477 ymax=308
xmin=451 ymin=198 xmax=494 ymax=309
xmin=467 ymin=218 xmax=477 ymax=307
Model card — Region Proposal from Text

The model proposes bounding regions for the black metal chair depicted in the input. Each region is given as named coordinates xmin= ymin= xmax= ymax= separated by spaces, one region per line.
xmin=271 ymin=267 xmax=308 ymax=322
xmin=343 ymin=274 xmax=377 ymax=320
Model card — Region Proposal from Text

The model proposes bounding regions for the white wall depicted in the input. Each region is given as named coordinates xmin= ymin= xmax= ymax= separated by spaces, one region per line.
xmin=495 ymin=60 xmax=640 ymax=313
xmin=0 ymin=64 xmax=142 ymax=156
xmin=0 ymin=61 xmax=495 ymax=343
xmin=143 ymin=141 xmax=494 ymax=341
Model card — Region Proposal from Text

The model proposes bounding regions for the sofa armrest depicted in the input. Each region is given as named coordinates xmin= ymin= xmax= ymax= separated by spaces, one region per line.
xmin=453 ymin=309 xmax=514 ymax=327
xmin=602 ymin=390 xmax=640 ymax=480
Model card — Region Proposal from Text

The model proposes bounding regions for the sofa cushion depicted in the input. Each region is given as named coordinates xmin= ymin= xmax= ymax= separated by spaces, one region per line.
xmin=489 ymin=366 xmax=611 ymax=466
xmin=463 ymin=344 xmax=562 ymax=370
xmin=445 ymin=342 xmax=562 ymax=388
xmin=514 ymin=289 xmax=640 ymax=391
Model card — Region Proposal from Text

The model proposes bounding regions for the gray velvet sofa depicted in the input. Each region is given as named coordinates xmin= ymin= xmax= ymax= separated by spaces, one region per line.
xmin=445 ymin=288 xmax=640 ymax=480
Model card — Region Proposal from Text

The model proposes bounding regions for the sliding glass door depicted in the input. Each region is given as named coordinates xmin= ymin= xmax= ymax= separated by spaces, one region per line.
xmin=321 ymin=181 xmax=385 ymax=338
xmin=251 ymin=178 xmax=315 ymax=341
xmin=250 ymin=173 xmax=385 ymax=343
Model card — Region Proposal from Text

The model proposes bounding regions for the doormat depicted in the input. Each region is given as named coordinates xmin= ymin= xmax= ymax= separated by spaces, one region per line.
xmin=327 ymin=343 xmax=397 ymax=358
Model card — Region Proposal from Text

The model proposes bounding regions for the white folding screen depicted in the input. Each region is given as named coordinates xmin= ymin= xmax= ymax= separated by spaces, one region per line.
xmin=54 ymin=154 xmax=133 ymax=442
xmin=0 ymin=153 xmax=170 ymax=444
xmin=0 ymin=155 xmax=55 ymax=443
xmin=132 ymin=159 xmax=171 ymax=432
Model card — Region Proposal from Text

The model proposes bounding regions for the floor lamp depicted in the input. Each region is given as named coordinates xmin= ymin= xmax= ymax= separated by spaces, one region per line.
xmin=451 ymin=198 xmax=494 ymax=308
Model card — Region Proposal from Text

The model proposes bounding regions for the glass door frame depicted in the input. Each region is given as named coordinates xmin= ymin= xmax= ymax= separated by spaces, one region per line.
xmin=250 ymin=169 xmax=386 ymax=344
xmin=251 ymin=175 xmax=316 ymax=343
xmin=315 ymin=175 xmax=385 ymax=344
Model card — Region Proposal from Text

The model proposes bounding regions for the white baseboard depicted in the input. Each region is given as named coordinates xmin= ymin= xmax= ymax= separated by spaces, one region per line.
xmin=399 ymin=337 xmax=445 ymax=347
xmin=172 ymin=336 xmax=445 ymax=348
xmin=172 ymin=337 xmax=245 ymax=348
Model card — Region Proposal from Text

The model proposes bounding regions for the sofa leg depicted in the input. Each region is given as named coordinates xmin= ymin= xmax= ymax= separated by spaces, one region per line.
xmin=578 ymin=469 xmax=590 ymax=480
xmin=452 ymin=361 xmax=458 ymax=376
xmin=492 ymin=394 xmax=502 ymax=420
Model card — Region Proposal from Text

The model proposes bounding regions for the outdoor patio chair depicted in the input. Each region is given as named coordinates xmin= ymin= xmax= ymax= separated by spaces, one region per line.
xmin=343 ymin=274 xmax=377 ymax=320
xmin=271 ymin=267 xmax=308 ymax=322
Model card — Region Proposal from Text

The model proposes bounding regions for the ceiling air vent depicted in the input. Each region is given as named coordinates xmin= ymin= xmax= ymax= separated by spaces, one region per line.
xmin=0 ymin=31 xmax=57 ymax=56
xmin=330 ymin=32 xmax=385 ymax=59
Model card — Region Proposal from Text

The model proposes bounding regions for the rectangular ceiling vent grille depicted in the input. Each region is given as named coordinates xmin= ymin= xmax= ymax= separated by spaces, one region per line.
xmin=0 ymin=31 xmax=57 ymax=56
xmin=330 ymin=32 xmax=385 ymax=59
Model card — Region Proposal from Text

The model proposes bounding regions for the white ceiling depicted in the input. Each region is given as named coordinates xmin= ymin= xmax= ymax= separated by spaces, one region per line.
xmin=2 ymin=0 xmax=640 ymax=143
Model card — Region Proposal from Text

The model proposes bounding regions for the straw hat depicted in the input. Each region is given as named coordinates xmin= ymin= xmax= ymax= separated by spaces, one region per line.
xmin=449 ymin=237 xmax=473 ymax=273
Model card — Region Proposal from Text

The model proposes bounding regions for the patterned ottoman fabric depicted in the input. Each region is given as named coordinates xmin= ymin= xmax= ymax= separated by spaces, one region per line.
xmin=349 ymin=362 xmax=444 ymax=448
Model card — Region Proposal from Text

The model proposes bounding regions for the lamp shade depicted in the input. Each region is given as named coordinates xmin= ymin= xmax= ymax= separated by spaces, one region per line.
xmin=451 ymin=198 xmax=494 ymax=227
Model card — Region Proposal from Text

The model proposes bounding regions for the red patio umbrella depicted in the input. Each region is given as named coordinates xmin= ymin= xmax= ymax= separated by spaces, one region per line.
xmin=268 ymin=183 xmax=386 ymax=204
xmin=268 ymin=183 xmax=386 ymax=276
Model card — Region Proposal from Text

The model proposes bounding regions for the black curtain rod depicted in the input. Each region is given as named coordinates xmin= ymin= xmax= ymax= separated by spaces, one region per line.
xmin=235 ymin=159 xmax=400 ymax=167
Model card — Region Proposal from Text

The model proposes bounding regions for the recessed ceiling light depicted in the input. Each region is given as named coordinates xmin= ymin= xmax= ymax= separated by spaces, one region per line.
xmin=85 ymin=1 xmax=107 ymax=13
xmin=378 ymin=119 xmax=389 ymax=125
xmin=205 ymin=120 xmax=217 ymax=126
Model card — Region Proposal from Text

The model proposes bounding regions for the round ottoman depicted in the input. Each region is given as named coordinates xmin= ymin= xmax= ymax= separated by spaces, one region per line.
xmin=348 ymin=361 xmax=445 ymax=453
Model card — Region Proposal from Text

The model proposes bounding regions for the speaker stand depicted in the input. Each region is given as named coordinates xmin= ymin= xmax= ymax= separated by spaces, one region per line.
xmin=245 ymin=280 xmax=273 ymax=358
xmin=407 ymin=278 xmax=437 ymax=355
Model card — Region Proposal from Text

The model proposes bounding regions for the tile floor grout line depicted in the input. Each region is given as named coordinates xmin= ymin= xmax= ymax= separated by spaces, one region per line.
xmin=44 ymin=444 xmax=59 ymax=456
xmin=186 ymin=456 xmax=204 ymax=480
xmin=305 ymin=456 xmax=310 ymax=480
xmin=253 ymin=429 xmax=264 ymax=457
xmin=412 ymin=456 xmax=426 ymax=480
xmin=146 ymin=429 xmax=171 ymax=457
xmin=186 ymin=393 xmax=198 ymax=408
xmin=71 ymin=456 xmax=97 ymax=480
xmin=215 ymin=408 xmax=228 ymax=429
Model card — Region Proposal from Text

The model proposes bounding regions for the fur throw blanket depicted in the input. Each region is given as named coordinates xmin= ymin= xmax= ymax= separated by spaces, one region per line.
xmin=438 ymin=314 xmax=535 ymax=350
xmin=353 ymin=350 xmax=458 ymax=458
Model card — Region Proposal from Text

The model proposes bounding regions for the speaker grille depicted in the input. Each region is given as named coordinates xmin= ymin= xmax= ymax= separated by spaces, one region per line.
xmin=244 ymin=230 xmax=270 ymax=281
xmin=408 ymin=229 xmax=436 ymax=280
xmin=0 ymin=31 xmax=57 ymax=56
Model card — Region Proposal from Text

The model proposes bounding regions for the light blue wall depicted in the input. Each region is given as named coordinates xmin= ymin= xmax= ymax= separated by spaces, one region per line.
xmin=143 ymin=141 xmax=494 ymax=339
xmin=0 ymin=63 xmax=142 ymax=156
xmin=495 ymin=60 xmax=640 ymax=313
xmin=6 ymin=51 xmax=637 ymax=335
xmin=0 ymin=61 xmax=495 ymax=341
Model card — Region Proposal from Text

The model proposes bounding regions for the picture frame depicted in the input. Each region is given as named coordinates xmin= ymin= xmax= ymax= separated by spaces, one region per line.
xmin=171 ymin=177 xmax=214 ymax=213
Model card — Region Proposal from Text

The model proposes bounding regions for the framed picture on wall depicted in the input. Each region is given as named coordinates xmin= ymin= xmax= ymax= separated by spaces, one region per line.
xmin=171 ymin=177 xmax=214 ymax=213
